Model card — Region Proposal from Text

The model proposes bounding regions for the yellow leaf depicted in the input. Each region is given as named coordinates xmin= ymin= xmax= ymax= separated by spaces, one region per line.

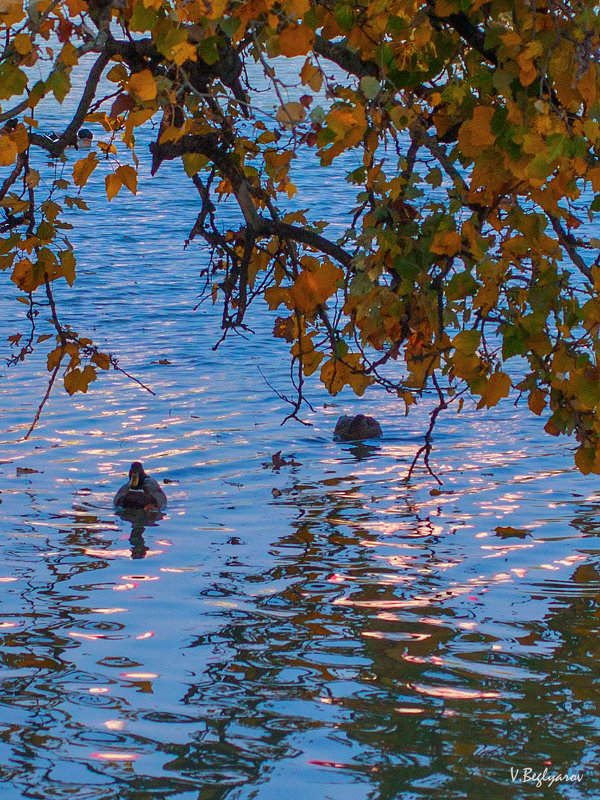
xmin=528 ymin=389 xmax=546 ymax=415
xmin=0 ymin=0 xmax=25 ymax=25
xmin=171 ymin=41 xmax=197 ymax=65
xmin=11 ymin=257 xmax=44 ymax=292
xmin=300 ymin=59 xmax=323 ymax=92
xmin=25 ymin=169 xmax=40 ymax=188
xmin=278 ymin=24 xmax=315 ymax=57
xmin=476 ymin=371 xmax=511 ymax=409
xmin=276 ymin=102 xmax=306 ymax=129
xmin=115 ymin=164 xmax=137 ymax=195
xmin=452 ymin=329 xmax=481 ymax=353
xmin=72 ymin=153 xmax=98 ymax=188
xmin=123 ymin=108 xmax=156 ymax=147
xmin=13 ymin=32 xmax=32 ymax=55
xmin=198 ymin=0 xmax=227 ymax=18
xmin=516 ymin=41 xmax=543 ymax=87
xmin=91 ymin=351 xmax=111 ymax=370
xmin=430 ymin=230 xmax=462 ymax=256
xmin=106 ymin=64 xmax=128 ymax=83
xmin=458 ymin=106 xmax=496 ymax=158
xmin=59 ymin=42 xmax=79 ymax=67
xmin=129 ymin=69 xmax=157 ymax=102
xmin=320 ymin=353 xmax=372 ymax=396
xmin=264 ymin=285 xmax=293 ymax=310
xmin=47 ymin=345 xmax=64 ymax=371
xmin=105 ymin=172 xmax=122 ymax=201
xmin=302 ymin=348 xmax=323 ymax=376
xmin=289 ymin=260 xmax=343 ymax=315
xmin=64 ymin=365 xmax=97 ymax=395
xmin=59 ymin=249 xmax=76 ymax=286
xmin=0 ymin=134 xmax=18 ymax=166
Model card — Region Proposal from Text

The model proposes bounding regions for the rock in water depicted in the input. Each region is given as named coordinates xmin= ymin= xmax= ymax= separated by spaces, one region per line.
xmin=333 ymin=414 xmax=382 ymax=441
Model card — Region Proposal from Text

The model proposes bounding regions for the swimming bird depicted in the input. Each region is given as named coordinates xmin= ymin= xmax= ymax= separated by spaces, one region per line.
xmin=333 ymin=414 xmax=383 ymax=441
xmin=113 ymin=462 xmax=167 ymax=510
xmin=77 ymin=128 xmax=93 ymax=148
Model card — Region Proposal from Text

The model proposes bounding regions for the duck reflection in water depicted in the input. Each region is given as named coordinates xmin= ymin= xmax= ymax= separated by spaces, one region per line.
xmin=115 ymin=506 xmax=165 ymax=559
xmin=345 ymin=442 xmax=382 ymax=461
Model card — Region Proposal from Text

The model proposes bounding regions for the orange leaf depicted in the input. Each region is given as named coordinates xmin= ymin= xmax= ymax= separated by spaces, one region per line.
xmin=278 ymin=24 xmax=315 ymax=57
xmin=59 ymin=249 xmax=76 ymax=285
xmin=289 ymin=260 xmax=343 ymax=315
xmin=0 ymin=134 xmax=18 ymax=166
xmin=12 ymin=32 xmax=32 ymax=55
xmin=430 ymin=230 xmax=462 ymax=257
xmin=300 ymin=59 xmax=323 ymax=92
xmin=528 ymin=389 xmax=546 ymax=415
xmin=72 ymin=153 xmax=98 ymax=188
xmin=64 ymin=365 xmax=97 ymax=395
xmin=458 ymin=106 xmax=496 ymax=158
xmin=476 ymin=371 xmax=511 ymax=409
xmin=11 ymin=257 xmax=41 ymax=292
xmin=115 ymin=164 xmax=137 ymax=195
xmin=105 ymin=172 xmax=122 ymax=201
xmin=171 ymin=41 xmax=197 ymax=65
xmin=276 ymin=102 xmax=306 ymax=129
xmin=129 ymin=69 xmax=157 ymax=101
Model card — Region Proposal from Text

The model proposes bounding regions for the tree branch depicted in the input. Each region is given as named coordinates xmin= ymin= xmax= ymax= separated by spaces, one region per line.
xmin=29 ymin=49 xmax=112 ymax=156
xmin=314 ymin=35 xmax=379 ymax=78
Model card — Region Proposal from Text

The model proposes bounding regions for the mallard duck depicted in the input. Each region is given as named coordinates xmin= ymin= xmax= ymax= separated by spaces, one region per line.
xmin=333 ymin=414 xmax=383 ymax=441
xmin=77 ymin=128 xmax=93 ymax=148
xmin=113 ymin=462 xmax=167 ymax=510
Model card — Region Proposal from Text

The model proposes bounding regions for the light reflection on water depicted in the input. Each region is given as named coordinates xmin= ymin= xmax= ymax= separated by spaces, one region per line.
xmin=1 ymin=67 xmax=600 ymax=800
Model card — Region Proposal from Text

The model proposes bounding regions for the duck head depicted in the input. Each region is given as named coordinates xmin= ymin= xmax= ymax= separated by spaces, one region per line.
xmin=128 ymin=461 xmax=146 ymax=489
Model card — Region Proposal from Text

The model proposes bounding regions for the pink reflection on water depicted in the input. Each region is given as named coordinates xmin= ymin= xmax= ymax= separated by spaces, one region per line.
xmin=91 ymin=752 xmax=139 ymax=761
xmin=104 ymin=720 xmax=125 ymax=731
xmin=334 ymin=597 xmax=430 ymax=609
xmin=413 ymin=684 xmax=500 ymax=700
xmin=120 ymin=672 xmax=158 ymax=679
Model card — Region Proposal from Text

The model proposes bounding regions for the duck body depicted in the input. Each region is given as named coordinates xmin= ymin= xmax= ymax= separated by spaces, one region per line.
xmin=113 ymin=462 xmax=167 ymax=510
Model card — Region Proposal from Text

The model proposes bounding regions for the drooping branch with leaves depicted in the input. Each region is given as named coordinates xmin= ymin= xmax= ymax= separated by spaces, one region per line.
xmin=2 ymin=0 xmax=600 ymax=472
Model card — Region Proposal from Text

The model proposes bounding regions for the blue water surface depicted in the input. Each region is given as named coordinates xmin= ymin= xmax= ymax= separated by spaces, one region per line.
xmin=0 ymin=53 xmax=599 ymax=800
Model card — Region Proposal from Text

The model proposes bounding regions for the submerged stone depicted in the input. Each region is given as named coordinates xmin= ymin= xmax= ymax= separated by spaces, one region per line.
xmin=333 ymin=414 xmax=382 ymax=441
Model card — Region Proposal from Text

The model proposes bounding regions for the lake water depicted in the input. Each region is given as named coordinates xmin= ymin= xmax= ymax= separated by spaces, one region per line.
xmin=1 ymin=57 xmax=600 ymax=800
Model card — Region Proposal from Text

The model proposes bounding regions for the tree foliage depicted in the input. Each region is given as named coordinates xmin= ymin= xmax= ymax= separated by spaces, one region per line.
xmin=2 ymin=0 xmax=600 ymax=472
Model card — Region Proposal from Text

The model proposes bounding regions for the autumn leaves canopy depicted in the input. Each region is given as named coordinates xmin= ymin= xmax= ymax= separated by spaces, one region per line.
xmin=2 ymin=0 xmax=600 ymax=471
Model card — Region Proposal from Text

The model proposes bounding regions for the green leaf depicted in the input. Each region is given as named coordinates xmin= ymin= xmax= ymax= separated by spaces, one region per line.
xmin=452 ymin=329 xmax=481 ymax=354
xmin=46 ymin=69 xmax=71 ymax=103
xmin=198 ymin=37 xmax=220 ymax=65
xmin=153 ymin=18 xmax=188 ymax=57
xmin=502 ymin=326 xmax=526 ymax=359
xmin=360 ymin=76 xmax=381 ymax=100
xmin=0 ymin=62 xmax=28 ymax=101
xmin=130 ymin=1 xmax=158 ymax=31
xmin=334 ymin=4 xmax=354 ymax=31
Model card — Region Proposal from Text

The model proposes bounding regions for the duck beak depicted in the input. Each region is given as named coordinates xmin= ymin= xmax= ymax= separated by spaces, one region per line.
xmin=130 ymin=473 xmax=139 ymax=487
